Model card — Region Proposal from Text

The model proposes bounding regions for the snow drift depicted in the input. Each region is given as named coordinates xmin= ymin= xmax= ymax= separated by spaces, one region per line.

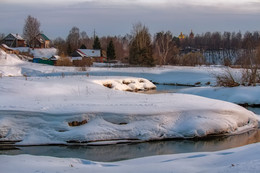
xmin=95 ymin=78 xmax=156 ymax=92
xmin=0 ymin=76 xmax=258 ymax=145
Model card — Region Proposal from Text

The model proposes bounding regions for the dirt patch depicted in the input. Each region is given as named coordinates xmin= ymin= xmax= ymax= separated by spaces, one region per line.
xmin=103 ymin=83 xmax=113 ymax=88
xmin=68 ymin=120 xmax=88 ymax=127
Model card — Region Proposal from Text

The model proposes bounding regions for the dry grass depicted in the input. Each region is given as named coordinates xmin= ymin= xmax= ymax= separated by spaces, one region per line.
xmin=55 ymin=56 xmax=73 ymax=66
xmin=215 ymin=68 xmax=240 ymax=87
xmin=73 ymin=58 xmax=93 ymax=67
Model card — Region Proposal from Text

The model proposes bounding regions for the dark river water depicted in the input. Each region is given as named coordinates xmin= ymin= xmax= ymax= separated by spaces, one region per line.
xmin=1 ymin=129 xmax=260 ymax=162
xmin=0 ymin=85 xmax=259 ymax=162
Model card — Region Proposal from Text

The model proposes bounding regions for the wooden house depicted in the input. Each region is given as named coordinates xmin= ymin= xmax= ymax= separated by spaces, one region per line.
xmin=71 ymin=49 xmax=107 ymax=63
xmin=33 ymin=34 xmax=51 ymax=48
xmin=2 ymin=33 xmax=26 ymax=47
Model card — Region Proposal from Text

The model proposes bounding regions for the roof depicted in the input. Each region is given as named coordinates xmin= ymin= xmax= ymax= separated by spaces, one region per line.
xmin=4 ymin=33 xmax=25 ymax=40
xmin=49 ymin=55 xmax=60 ymax=61
xmin=40 ymin=34 xmax=50 ymax=41
xmin=77 ymin=49 xmax=101 ymax=57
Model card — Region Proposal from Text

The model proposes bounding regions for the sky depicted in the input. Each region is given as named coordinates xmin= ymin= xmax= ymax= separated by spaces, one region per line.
xmin=0 ymin=0 xmax=260 ymax=39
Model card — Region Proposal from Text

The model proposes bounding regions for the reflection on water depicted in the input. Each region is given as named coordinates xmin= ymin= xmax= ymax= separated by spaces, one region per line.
xmin=247 ymin=107 xmax=260 ymax=115
xmin=1 ymin=129 xmax=259 ymax=162
xmin=140 ymin=84 xmax=193 ymax=94
xmin=155 ymin=84 xmax=192 ymax=93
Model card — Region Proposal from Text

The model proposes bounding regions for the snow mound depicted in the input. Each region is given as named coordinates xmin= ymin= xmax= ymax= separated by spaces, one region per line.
xmin=0 ymin=76 xmax=258 ymax=145
xmin=0 ymin=103 xmax=258 ymax=145
xmin=31 ymin=48 xmax=57 ymax=59
xmin=178 ymin=86 xmax=260 ymax=105
xmin=0 ymin=49 xmax=24 ymax=76
xmin=95 ymin=78 xmax=156 ymax=92
xmin=0 ymin=49 xmax=24 ymax=66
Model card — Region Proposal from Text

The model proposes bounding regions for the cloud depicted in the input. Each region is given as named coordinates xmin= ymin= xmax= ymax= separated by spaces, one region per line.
xmin=0 ymin=0 xmax=259 ymax=39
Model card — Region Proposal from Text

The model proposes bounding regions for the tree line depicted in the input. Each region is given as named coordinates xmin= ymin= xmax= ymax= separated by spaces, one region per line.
xmin=0 ymin=15 xmax=260 ymax=67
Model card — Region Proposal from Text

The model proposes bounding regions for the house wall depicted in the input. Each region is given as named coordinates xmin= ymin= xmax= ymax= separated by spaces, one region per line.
xmin=3 ymin=34 xmax=26 ymax=47
xmin=45 ymin=40 xmax=50 ymax=48
xmin=17 ymin=40 xmax=26 ymax=47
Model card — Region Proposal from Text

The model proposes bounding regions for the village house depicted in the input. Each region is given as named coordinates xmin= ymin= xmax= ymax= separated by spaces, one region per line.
xmin=33 ymin=34 xmax=51 ymax=48
xmin=1 ymin=33 xmax=26 ymax=47
xmin=71 ymin=49 xmax=107 ymax=63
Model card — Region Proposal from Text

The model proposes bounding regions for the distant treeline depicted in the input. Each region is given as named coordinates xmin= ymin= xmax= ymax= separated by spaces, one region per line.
xmin=0 ymin=16 xmax=260 ymax=67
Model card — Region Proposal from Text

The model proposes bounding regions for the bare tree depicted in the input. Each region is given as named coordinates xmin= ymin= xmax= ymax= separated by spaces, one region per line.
xmin=66 ymin=26 xmax=80 ymax=54
xmin=79 ymin=31 xmax=89 ymax=48
xmin=53 ymin=37 xmax=67 ymax=56
xmin=23 ymin=15 xmax=41 ymax=48
xmin=0 ymin=33 xmax=5 ymax=43
xmin=154 ymin=31 xmax=173 ymax=66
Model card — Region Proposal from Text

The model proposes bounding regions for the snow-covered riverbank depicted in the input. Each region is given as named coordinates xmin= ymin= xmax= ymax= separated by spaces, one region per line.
xmin=1 ymin=50 xmax=260 ymax=172
xmin=0 ymin=49 xmax=260 ymax=143
xmin=1 ymin=142 xmax=260 ymax=173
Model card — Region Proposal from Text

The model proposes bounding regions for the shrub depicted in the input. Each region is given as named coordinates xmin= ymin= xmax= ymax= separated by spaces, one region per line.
xmin=73 ymin=58 xmax=93 ymax=67
xmin=55 ymin=56 xmax=73 ymax=66
xmin=215 ymin=68 xmax=240 ymax=87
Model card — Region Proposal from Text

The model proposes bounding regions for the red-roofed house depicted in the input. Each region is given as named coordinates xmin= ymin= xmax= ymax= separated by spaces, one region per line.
xmin=71 ymin=49 xmax=107 ymax=63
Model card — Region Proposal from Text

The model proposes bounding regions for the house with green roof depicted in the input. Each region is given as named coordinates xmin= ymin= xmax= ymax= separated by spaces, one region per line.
xmin=33 ymin=33 xmax=51 ymax=48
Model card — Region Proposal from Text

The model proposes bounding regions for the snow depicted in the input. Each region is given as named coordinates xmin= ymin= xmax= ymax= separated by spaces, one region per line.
xmin=179 ymin=86 xmax=260 ymax=105
xmin=0 ymin=75 xmax=258 ymax=145
xmin=94 ymin=78 xmax=156 ymax=92
xmin=1 ymin=142 xmax=260 ymax=173
xmin=0 ymin=51 xmax=260 ymax=172
xmin=10 ymin=33 xmax=24 ymax=40
xmin=87 ymin=65 xmax=219 ymax=86
xmin=0 ymin=51 xmax=259 ymax=144
xmin=32 ymin=48 xmax=57 ymax=59
xmin=0 ymin=50 xmax=24 ymax=66
xmin=14 ymin=47 xmax=57 ymax=58
xmin=77 ymin=49 xmax=101 ymax=57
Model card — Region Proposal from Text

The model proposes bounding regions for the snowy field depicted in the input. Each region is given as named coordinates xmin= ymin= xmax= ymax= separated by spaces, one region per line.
xmin=0 ymin=49 xmax=260 ymax=172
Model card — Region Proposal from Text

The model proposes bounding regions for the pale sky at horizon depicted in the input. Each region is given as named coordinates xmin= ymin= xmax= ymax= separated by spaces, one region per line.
xmin=0 ymin=0 xmax=259 ymax=39
xmin=3 ymin=0 xmax=258 ymax=4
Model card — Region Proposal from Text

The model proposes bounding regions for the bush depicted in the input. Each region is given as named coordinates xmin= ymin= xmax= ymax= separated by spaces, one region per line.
xmin=55 ymin=56 xmax=73 ymax=66
xmin=241 ymin=68 xmax=259 ymax=86
xmin=73 ymin=58 xmax=93 ymax=67
xmin=215 ymin=68 xmax=240 ymax=87
xmin=215 ymin=67 xmax=260 ymax=87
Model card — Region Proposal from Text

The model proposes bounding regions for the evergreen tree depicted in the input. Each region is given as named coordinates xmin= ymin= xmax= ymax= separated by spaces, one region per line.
xmin=107 ymin=40 xmax=116 ymax=61
xmin=129 ymin=23 xmax=154 ymax=66
xmin=93 ymin=36 xmax=101 ymax=49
